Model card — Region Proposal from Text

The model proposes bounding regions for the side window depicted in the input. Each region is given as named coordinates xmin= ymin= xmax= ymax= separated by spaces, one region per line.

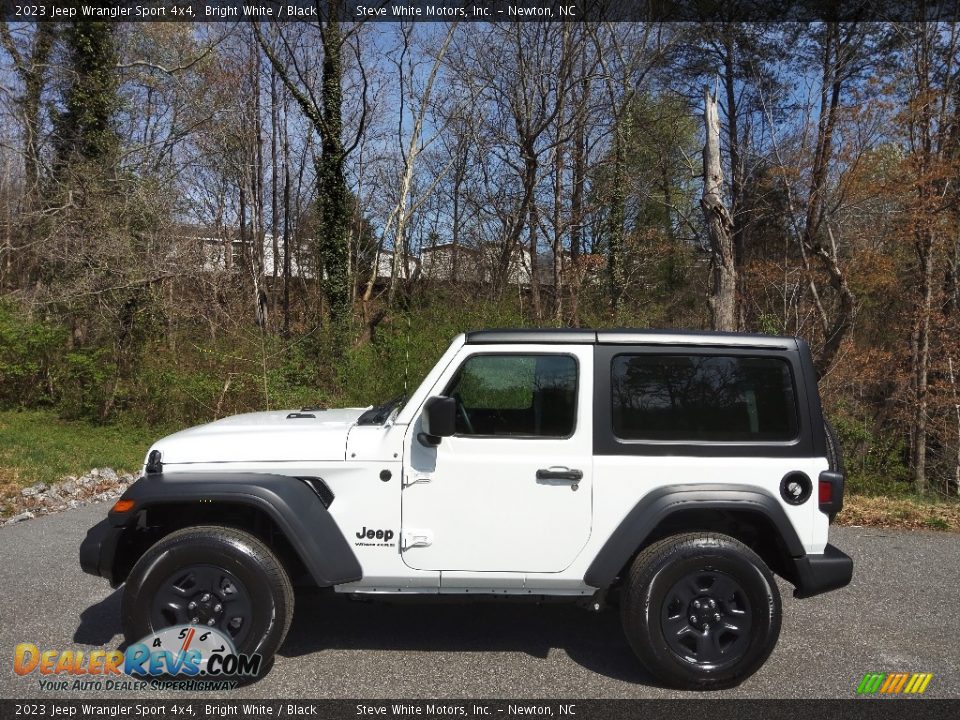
xmin=445 ymin=354 xmax=577 ymax=437
xmin=611 ymin=354 xmax=798 ymax=442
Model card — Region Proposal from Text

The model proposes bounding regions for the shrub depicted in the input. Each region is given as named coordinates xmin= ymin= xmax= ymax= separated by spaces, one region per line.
xmin=832 ymin=412 xmax=911 ymax=496
xmin=55 ymin=348 xmax=114 ymax=420
xmin=0 ymin=303 xmax=68 ymax=408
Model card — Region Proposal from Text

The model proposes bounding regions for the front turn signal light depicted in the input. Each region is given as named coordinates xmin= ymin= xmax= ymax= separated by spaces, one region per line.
xmin=112 ymin=499 xmax=135 ymax=513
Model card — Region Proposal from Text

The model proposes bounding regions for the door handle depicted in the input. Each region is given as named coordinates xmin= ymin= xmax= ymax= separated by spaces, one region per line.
xmin=536 ymin=467 xmax=583 ymax=482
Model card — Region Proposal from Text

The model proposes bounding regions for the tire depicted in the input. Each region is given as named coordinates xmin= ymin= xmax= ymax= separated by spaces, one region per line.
xmin=121 ymin=525 xmax=294 ymax=669
xmin=620 ymin=532 xmax=781 ymax=690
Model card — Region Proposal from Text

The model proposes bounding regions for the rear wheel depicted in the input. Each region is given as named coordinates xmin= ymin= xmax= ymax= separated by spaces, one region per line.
xmin=620 ymin=532 xmax=781 ymax=690
xmin=122 ymin=525 xmax=294 ymax=668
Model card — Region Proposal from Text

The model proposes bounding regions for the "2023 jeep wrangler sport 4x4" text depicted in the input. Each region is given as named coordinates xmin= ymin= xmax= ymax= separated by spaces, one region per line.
xmin=81 ymin=329 xmax=852 ymax=689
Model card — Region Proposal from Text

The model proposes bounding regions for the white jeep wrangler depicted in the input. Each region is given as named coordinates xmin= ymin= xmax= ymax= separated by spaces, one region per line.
xmin=81 ymin=329 xmax=852 ymax=689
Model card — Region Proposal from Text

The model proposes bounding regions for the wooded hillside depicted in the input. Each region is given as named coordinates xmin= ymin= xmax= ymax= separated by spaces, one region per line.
xmin=1 ymin=20 xmax=959 ymax=500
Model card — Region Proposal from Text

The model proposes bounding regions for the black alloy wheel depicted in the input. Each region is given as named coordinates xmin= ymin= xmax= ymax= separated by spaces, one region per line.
xmin=659 ymin=569 xmax=752 ymax=670
xmin=620 ymin=532 xmax=781 ymax=690
xmin=122 ymin=525 xmax=294 ymax=668
xmin=150 ymin=563 xmax=255 ymax=648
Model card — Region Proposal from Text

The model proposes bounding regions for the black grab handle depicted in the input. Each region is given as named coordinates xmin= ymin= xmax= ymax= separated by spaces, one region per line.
xmin=536 ymin=468 xmax=583 ymax=481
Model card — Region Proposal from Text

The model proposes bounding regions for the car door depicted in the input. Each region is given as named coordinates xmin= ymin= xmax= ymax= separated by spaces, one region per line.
xmin=401 ymin=345 xmax=593 ymax=573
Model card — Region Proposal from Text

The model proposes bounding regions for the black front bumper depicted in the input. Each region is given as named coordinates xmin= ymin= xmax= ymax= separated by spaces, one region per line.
xmin=79 ymin=518 xmax=125 ymax=587
xmin=791 ymin=543 xmax=853 ymax=599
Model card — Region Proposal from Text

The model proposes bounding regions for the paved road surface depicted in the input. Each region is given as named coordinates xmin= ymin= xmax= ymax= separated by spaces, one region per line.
xmin=0 ymin=504 xmax=957 ymax=699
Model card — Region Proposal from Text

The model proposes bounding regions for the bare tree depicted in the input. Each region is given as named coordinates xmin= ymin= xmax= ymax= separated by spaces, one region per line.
xmin=384 ymin=23 xmax=457 ymax=307
xmin=589 ymin=23 xmax=674 ymax=320
xmin=253 ymin=15 xmax=368 ymax=332
xmin=759 ymin=23 xmax=863 ymax=373
xmin=0 ymin=23 xmax=55 ymax=207
xmin=701 ymin=88 xmax=737 ymax=331
xmin=901 ymin=23 xmax=960 ymax=494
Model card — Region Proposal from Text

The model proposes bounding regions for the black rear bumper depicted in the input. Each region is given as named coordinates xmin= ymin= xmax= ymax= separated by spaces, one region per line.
xmin=79 ymin=518 xmax=124 ymax=587
xmin=791 ymin=543 xmax=853 ymax=599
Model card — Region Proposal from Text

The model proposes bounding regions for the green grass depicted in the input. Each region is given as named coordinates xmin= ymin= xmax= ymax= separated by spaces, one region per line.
xmin=0 ymin=409 xmax=159 ymax=489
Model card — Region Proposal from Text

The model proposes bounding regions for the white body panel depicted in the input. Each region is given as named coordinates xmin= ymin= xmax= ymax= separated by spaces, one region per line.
xmin=149 ymin=408 xmax=364 ymax=465
xmin=145 ymin=335 xmax=833 ymax=595
xmin=400 ymin=344 xmax=594 ymax=574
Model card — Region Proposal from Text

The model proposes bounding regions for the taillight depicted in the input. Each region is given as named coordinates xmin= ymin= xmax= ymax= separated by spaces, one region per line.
xmin=818 ymin=470 xmax=844 ymax=521
xmin=819 ymin=479 xmax=833 ymax=504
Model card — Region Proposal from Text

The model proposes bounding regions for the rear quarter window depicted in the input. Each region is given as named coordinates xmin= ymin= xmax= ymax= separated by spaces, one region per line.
xmin=611 ymin=354 xmax=799 ymax=442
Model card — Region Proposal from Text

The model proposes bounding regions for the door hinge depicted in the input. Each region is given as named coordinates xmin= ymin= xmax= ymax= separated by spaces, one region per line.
xmin=401 ymin=529 xmax=433 ymax=550
xmin=402 ymin=472 xmax=432 ymax=487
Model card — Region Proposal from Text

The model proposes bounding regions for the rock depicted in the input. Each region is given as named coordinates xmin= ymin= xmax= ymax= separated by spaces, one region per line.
xmin=2 ymin=467 xmax=132 ymax=524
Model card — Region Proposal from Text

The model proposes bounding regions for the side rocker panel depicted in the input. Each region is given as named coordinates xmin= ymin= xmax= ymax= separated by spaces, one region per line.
xmin=109 ymin=473 xmax=362 ymax=586
xmin=583 ymin=483 xmax=805 ymax=589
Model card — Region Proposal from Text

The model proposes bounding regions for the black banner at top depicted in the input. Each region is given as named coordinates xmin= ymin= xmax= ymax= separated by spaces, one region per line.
xmin=2 ymin=0 xmax=960 ymax=23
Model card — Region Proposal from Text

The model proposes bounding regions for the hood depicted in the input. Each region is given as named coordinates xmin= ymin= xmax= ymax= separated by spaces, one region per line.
xmin=150 ymin=408 xmax=367 ymax=465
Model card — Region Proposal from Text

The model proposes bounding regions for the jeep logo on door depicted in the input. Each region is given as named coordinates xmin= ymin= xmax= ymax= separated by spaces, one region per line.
xmin=355 ymin=526 xmax=395 ymax=547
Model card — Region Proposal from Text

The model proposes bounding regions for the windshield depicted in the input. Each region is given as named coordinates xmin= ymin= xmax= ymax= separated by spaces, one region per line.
xmin=355 ymin=395 xmax=407 ymax=426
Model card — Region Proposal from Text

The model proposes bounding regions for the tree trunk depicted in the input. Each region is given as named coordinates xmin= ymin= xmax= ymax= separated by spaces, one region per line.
xmin=552 ymin=137 xmax=564 ymax=323
xmin=912 ymin=240 xmax=934 ymax=495
xmin=252 ymin=52 xmax=268 ymax=329
xmin=2 ymin=169 xmax=11 ymax=290
xmin=949 ymin=357 xmax=960 ymax=496
xmin=606 ymin=132 xmax=626 ymax=321
xmin=269 ymin=65 xmax=280 ymax=328
xmin=568 ymin=77 xmax=588 ymax=327
xmin=282 ymin=134 xmax=291 ymax=338
xmin=54 ymin=21 xmax=119 ymax=170
xmin=520 ymin=195 xmax=543 ymax=325
xmin=20 ymin=24 xmax=55 ymax=207
xmin=701 ymin=88 xmax=737 ymax=332
xmin=495 ymin=143 xmax=539 ymax=300
xmin=253 ymin=19 xmax=357 ymax=333
xmin=722 ymin=32 xmax=747 ymax=331
xmin=450 ymin=146 xmax=465 ymax=284
xmin=316 ymin=19 xmax=351 ymax=329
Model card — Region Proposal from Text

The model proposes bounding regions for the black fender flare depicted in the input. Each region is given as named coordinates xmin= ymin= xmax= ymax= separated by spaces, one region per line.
xmin=109 ymin=472 xmax=362 ymax=587
xmin=583 ymin=483 xmax=805 ymax=589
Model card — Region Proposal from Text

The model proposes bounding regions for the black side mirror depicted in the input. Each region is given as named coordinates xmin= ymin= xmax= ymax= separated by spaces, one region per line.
xmin=420 ymin=396 xmax=456 ymax=445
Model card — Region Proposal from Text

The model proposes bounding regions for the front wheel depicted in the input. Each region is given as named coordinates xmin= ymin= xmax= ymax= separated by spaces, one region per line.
xmin=620 ymin=532 xmax=781 ymax=690
xmin=121 ymin=525 xmax=294 ymax=669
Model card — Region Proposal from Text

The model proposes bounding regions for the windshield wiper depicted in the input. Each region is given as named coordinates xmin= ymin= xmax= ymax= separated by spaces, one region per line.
xmin=356 ymin=395 xmax=407 ymax=426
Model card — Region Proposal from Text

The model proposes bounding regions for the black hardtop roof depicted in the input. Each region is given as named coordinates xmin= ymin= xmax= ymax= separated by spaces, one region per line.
xmin=464 ymin=328 xmax=799 ymax=350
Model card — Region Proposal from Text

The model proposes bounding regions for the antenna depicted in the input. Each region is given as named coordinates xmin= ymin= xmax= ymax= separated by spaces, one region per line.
xmin=404 ymin=307 xmax=411 ymax=395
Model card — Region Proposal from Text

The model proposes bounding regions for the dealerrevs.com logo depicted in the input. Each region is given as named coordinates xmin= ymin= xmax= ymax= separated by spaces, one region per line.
xmin=14 ymin=626 xmax=261 ymax=691
xmin=856 ymin=673 xmax=934 ymax=696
